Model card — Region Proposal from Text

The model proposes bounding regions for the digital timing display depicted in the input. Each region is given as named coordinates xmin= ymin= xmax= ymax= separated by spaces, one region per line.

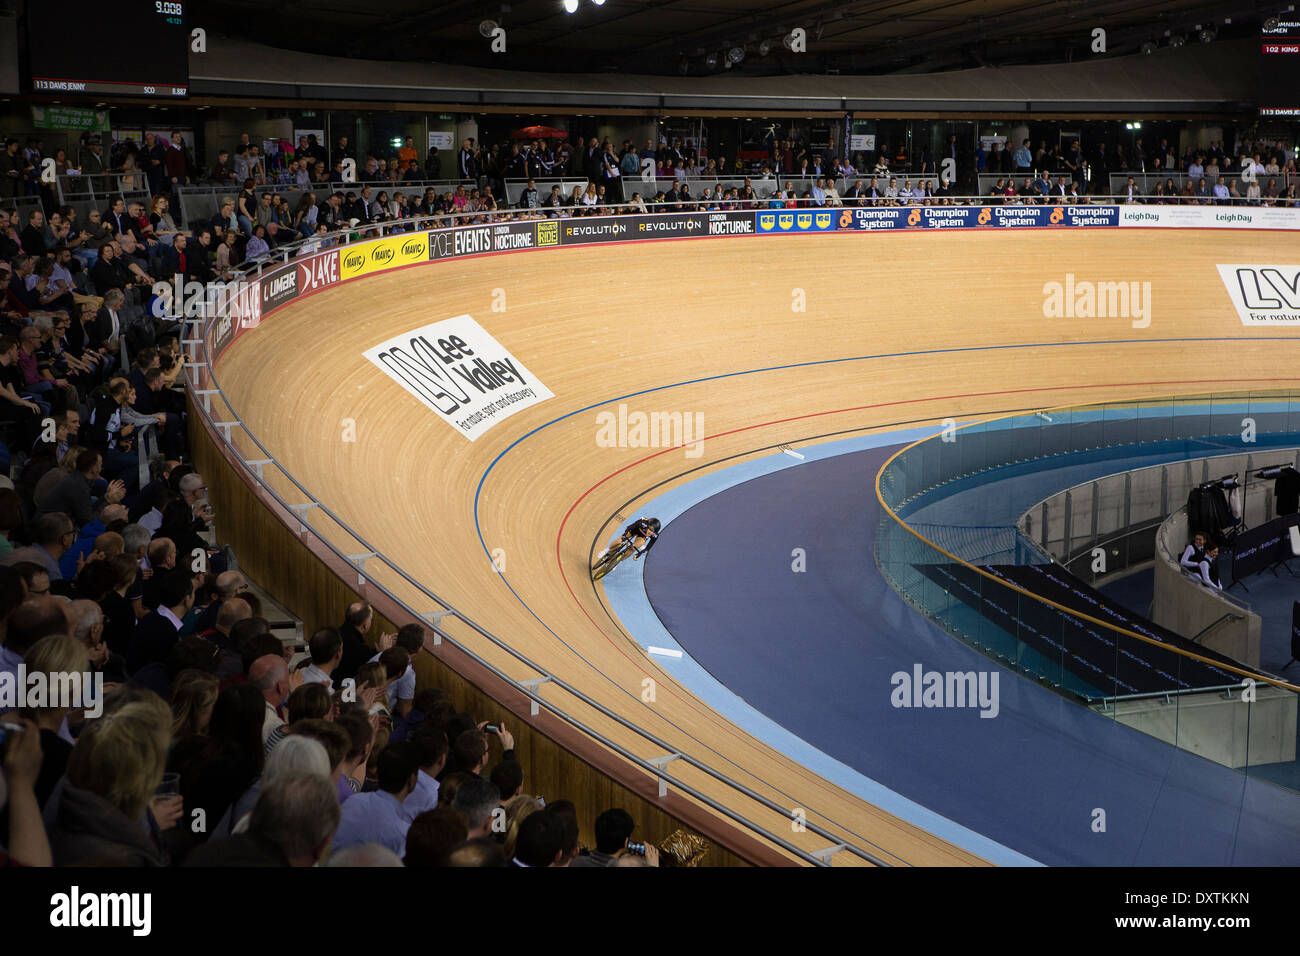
xmin=1259 ymin=18 xmax=1300 ymax=116
xmin=27 ymin=1 xmax=189 ymax=98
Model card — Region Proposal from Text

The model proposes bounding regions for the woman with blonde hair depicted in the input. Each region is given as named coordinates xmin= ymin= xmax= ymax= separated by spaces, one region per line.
xmin=170 ymin=668 xmax=219 ymax=741
xmin=356 ymin=661 xmax=393 ymax=721
xmin=48 ymin=692 xmax=173 ymax=865
xmin=501 ymin=794 xmax=544 ymax=860
xmin=21 ymin=633 xmax=92 ymax=808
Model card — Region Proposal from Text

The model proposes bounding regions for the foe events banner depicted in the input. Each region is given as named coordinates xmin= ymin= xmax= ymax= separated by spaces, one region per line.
xmin=363 ymin=315 xmax=554 ymax=442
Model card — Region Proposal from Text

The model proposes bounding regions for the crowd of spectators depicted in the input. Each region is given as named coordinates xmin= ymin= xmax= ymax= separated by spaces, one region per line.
xmin=6 ymin=127 xmax=1299 ymax=278
xmin=973 ymin=135 xmax=1298 ymax=204
xmin=0 ymin=220 xmax=186 ymax=472
xmin=0 ymin=587 xmax=663 ymax=867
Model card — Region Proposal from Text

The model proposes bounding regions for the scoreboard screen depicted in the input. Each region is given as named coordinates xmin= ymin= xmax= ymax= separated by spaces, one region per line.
xmin=1259 ymin=17 xmax=1300 ymax=116
xmin=26 ymin=1 xmax=188 ymax=99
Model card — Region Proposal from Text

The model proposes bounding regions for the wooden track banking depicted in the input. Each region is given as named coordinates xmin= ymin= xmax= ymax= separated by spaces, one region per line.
xmin=216 ymin=228 xmax=1300 ymax=866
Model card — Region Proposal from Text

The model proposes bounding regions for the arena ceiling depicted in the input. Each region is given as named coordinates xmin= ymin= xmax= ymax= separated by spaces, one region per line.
xmin=209 ymin=0 xmax=1282 ymax=76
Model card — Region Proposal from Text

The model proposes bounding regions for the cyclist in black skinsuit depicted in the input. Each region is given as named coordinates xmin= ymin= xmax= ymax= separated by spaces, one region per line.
xmin=596 ymin=517 xmax=661 ymax=565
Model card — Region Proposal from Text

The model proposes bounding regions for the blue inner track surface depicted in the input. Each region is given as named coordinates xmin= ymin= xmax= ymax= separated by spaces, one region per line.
xmin=632 ymin=433 xmax=1300 ymax=866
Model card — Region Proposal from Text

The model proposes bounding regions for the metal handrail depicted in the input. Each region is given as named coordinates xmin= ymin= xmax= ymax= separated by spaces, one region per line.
xmin=187 ymin=247 xmax=898 ymax=868
xmin=1190 ymin=612 xmax=1248 ymax=644
xmin=1097 ymin=682 xmax=1250 ymax=707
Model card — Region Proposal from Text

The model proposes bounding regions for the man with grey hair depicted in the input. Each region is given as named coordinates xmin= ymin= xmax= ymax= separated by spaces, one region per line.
xmin=2 ymin=512 xmax=75 ymax=581
xmin=178 ymin=473 xmax=212 ymax=527
xmin=68 ymin=598 xmax=120 ymax=685
xmin=95 ymin=288 xmax=127 ymax=349
xmin=452 ymin=776 xmax=501 ymax=840
xmin=120 ymin=523 xmax=150 ymax=554
xmin=193 ymin=569 xmax=246 ymax=633
xmin=161 ymin=474 xmax=215 ymax=566
xmin=184 ymin=773 xmax=341 ymax=867
xmin=69 ymin=599 xmax=104 ymax=646
xmin=249 ymin=651 xmax=290 ymax=745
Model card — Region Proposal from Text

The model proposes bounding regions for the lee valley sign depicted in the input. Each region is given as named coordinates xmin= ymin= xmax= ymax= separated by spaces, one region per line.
xmin=363 ymin=315 xmax=554 ymax=441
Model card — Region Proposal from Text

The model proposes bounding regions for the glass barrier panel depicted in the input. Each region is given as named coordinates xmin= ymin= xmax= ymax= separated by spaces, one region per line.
xmin=1101 ymin=401 xmax=1140 ymax=449
xmin=876 ymin=390 xmax=1300 ymax=793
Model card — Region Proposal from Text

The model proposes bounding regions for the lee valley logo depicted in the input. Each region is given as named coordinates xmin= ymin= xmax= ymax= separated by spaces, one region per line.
xmin=50 ymin=886 xmax=151 ymax=936
xmin=1216 ymin=264 xmax=1300 ymax=325
xmin=363 ymin=315 xmax=554 ymax=442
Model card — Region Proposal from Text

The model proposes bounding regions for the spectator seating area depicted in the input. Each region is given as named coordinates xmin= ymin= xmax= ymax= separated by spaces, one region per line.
xmin=0 ymin=577 xmax=667 ymax=866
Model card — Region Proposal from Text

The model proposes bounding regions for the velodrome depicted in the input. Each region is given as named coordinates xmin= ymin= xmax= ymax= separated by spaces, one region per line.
xmin=208 ymin=222 xmax=1300 ymax=866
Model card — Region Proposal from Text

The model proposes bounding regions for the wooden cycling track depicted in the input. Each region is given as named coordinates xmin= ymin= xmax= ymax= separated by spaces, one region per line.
xmin=214 ymin=227 xmax=1300 ymax=866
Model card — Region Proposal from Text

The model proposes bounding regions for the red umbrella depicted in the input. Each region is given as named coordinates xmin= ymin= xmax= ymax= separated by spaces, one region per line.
xmin=510 ymin=125 xmax=568 ymax=140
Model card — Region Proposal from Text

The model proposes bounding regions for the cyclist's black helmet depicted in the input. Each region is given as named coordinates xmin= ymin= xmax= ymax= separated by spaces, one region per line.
xmin=648 ymin=518 xmax=662 ymax=533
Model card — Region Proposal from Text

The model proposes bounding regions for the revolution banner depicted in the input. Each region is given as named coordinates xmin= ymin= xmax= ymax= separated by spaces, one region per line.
xmin=363 ymin=315 xmax=554 ymax=442
xmin=560 ymin=210 xmax=757 ymax=243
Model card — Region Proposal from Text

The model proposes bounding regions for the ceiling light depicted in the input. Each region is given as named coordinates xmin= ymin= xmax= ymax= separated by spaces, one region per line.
xmin=591 ymin=0 xmax=606 ymax=5
xmin=479 ymin=20 xmax=498 ymax=36
xmin=727 ymin=46 xmax=745 ymax=64
xmin=562 ymin=0 xmax=578 ymax=12
xmin=1198 ymin=26 xmax=1216 ymax=42
xmin=704 ymin=52 xmax=719 ymax=69
xmin=758 ymin=40 xmax=771 ymax=56
xmin=1264 ymin=16 xmax=1280 ymax=30
xmin=1139 ymin=40 xmax=1157 ymax=54
xmin=1168 ymin=34 xmax=1186 ymax=47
